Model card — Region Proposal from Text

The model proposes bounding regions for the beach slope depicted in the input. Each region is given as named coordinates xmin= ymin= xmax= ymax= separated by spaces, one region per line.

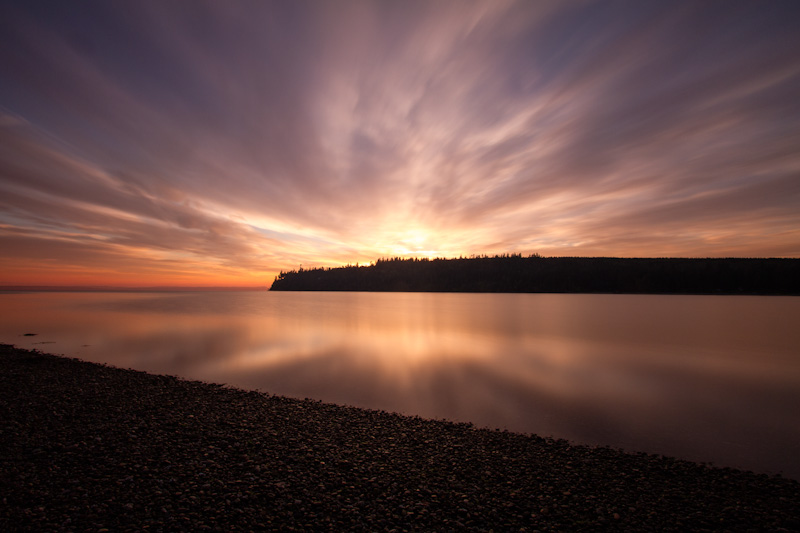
xmin=1 ymin=345 xmax=798 ymax=531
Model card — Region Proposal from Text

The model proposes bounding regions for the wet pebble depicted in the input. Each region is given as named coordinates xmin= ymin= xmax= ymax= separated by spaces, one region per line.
xmin=1 ymin=344 xmax=799 ymax=531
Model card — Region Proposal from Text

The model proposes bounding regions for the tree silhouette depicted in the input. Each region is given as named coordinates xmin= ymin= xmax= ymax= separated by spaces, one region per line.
xmin=271 ymin=256 xmax=800 ymax=295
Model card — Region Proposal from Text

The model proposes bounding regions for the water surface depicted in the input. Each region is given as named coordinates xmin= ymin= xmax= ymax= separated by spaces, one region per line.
xmin=1 ymin=291 xmax=798 ymax=479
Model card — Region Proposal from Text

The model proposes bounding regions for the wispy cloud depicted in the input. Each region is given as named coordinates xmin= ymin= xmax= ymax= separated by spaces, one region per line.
xmin=1 ymin=1 xmax=799 ymax=286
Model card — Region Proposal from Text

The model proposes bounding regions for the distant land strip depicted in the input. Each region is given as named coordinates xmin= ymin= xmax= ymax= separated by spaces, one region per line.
xmin=270 ymin=256 xmax=800 ymax=295
xmin=0 ymin=286 xmax=269 ymax=293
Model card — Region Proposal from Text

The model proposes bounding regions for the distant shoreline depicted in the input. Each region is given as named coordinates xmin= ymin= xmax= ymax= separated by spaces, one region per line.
xmin=2 ymin=344 xmax=798 ymax=530
xmin=271 ymin=256 xmax=800 ymax=295
xmin=0 ymin=286 xmax=269 ymax=293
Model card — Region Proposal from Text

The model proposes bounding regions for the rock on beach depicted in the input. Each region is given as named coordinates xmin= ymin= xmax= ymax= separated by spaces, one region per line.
xmin=1 ymin=344 xmax=798 ymax=531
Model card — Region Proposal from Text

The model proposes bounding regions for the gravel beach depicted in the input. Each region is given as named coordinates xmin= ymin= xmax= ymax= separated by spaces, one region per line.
xmin=2 ymin=344 xmax=798 ymax=531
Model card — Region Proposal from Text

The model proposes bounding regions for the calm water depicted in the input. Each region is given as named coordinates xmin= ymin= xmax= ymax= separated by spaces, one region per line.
xmin=1 ymin=291 xmax=798 ymax=479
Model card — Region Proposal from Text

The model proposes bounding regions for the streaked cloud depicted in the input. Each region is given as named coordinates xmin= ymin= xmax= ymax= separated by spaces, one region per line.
xmin=1 ymin=0 xmax=799 ymax=286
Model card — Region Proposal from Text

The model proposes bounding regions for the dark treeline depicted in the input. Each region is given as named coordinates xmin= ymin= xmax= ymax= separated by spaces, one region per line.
xmin=270 ymin=255 xmax=800 ymax=294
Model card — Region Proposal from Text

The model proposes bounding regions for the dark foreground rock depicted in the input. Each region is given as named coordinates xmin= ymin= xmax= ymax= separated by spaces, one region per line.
xmin=1 ymin=345 xmax=798 ymax=532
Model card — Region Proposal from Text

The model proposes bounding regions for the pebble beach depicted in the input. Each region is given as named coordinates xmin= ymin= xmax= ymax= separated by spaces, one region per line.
xmin=1 ymin=344 xmax=798 ymax=531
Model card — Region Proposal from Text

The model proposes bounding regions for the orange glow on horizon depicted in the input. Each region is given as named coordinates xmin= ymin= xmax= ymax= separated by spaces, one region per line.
xmin=1 ymin=2 xmax=799 ymax=286
xmin=0 ymin=258 xmax=276 ymax=289
xmin=3 ymin=225 xmax=799 ymax=289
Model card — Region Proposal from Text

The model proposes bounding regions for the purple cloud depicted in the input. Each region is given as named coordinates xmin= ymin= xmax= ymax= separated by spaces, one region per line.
xmin=1 ymin=1 xmax=799 ymax=285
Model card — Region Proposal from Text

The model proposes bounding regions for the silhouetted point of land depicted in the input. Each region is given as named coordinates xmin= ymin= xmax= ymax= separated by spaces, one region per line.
xmin=271 ymin=255 xmax=800 ymax=294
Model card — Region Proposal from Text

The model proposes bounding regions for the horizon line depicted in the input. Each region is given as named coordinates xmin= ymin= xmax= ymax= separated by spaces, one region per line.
xmin=0 ymin=285 xmax=270 ymax=292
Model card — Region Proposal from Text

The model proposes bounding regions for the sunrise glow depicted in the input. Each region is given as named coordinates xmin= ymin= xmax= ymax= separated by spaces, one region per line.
xmin=1 ymin=1 xmax=799 ymax=288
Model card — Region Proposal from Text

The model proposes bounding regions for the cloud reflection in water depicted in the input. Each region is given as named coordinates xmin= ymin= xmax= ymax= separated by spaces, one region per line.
xmin=1 ymin=291 xmax=798 ymax=478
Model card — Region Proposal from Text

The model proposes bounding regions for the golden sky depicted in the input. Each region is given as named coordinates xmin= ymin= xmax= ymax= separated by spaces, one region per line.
xmin=1 ymin=1 xmax=799 ymax=287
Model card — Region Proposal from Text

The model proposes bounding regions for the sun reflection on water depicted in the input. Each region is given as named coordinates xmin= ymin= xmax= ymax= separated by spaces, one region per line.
xmin=1 ymin=290 xmax=799 ymax=478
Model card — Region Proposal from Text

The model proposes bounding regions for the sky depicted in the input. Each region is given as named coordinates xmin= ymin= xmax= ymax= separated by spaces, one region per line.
xmin=1 ymin=0 xmax=799 ymax=287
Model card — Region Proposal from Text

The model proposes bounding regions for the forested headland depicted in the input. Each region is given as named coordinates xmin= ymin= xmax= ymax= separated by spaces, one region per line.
xmin=270 ymin=255 xmax=800 ymax=294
